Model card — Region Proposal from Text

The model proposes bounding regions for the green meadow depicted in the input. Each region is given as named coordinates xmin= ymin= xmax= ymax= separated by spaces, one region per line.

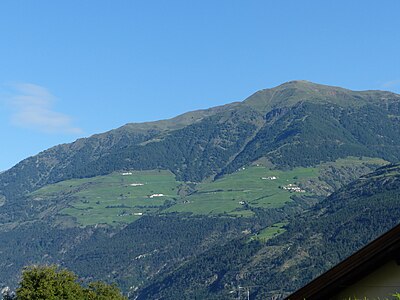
xmin=31 ymin=170 xmax=181 ymax=226
xmin=165 ymin=165 xmax=318 ymax=216
xmin=165 ymin=156 xmax=387 ymax=216
xmin=30 ymin=156 xmax=388 ymax=225
xmin=250 ymin=222 xmax=289 ymax=242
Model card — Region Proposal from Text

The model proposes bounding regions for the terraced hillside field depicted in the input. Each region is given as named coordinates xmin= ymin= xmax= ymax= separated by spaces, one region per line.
xmin=166 ymin=166 xmax=318 ymax=216
xmin=31 ymin=170 xmax=181 ymax=226
xmin=29 ymin=156 xmax=387 ymax=226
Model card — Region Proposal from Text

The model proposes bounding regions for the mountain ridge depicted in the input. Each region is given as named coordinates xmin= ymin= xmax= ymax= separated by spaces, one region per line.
xmin=1 ymin=81 xmax=400 ymax=298
xmin=1 ymin=81 xmax=400 ymax=203
xmin=243 ymin=80 xmax=400 ymax=113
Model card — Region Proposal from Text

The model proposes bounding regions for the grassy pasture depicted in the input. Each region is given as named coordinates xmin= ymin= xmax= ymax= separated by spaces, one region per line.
xmin=165 ymin=165 xmax=318 ymax=215
xmin=165 ymin=156 xmax=387 ymax=216
xmin=251 ymin=222 xmax=288 ymax=242
xmin=29 ymin=156 xmax=388 ymax=224
xmin=31 ymin=170 xmax=181 ymax=226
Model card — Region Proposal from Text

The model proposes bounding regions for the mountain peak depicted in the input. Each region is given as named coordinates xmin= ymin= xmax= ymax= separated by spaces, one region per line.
xmin=275 ymin=80 xmax=349 ymax=91
xmin=278 ymin=79 xmax=314 ymax=86
xmin=243 ymin=80 xmax=399 ymax=113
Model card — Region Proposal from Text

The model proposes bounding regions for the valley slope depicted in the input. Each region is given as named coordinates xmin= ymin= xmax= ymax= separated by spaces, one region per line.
xmin=137 ymin=163 xmax=400 ymax=299
xmin=1 ymin=81 xmax=400 ymax=298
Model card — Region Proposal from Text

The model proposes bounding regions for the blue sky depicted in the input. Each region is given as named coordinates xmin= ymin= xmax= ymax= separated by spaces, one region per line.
xmin=0 ymin=1 xmax=399 ymax=171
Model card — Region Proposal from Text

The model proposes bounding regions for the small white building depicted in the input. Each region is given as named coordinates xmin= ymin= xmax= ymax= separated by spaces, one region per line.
xmin=261 ymin=176 xmax=277 ymax=180
xmin=149 ymin=193 xmax=165 ymax=198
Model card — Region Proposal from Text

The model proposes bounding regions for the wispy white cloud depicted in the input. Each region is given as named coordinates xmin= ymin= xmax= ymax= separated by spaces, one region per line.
xmin=382 ymin=79 xmax=400 ymax=89
xmin=3 ymin=83 xmax=83 ymax=134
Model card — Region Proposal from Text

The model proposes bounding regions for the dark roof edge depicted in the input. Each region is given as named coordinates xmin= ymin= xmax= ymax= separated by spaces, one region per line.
xmin=286 ymin=222 xmax=400 ymax=300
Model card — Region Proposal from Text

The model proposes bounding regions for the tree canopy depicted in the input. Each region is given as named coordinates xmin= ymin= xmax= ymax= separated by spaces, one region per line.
xmin=14 ymin=265 xmax=126 ymax=300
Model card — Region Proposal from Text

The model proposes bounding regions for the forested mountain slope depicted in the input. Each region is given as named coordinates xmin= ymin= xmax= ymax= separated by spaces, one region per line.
xmin=137 ymin=164 xmax=400 ymax=299
xmin=1 ymin=81 xmax=400 ymax=203
xmin=1 ymin=81 xmax=400 ymax=298
xmin=0 ymin=101 xmax=241 ymax=201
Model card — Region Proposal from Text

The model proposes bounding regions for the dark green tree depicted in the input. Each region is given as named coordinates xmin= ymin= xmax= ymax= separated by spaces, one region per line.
xmin=17 ymin=265 xmax=84 ymax=300
xmin=84 ymin=282 xmax=126 ymax=300
xmin=16 ymin=265 xmax=126 ymax=300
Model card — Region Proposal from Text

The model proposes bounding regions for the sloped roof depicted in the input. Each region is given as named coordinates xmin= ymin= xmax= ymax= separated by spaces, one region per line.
xmin=286 ymin=223 xmax=400 ymax=300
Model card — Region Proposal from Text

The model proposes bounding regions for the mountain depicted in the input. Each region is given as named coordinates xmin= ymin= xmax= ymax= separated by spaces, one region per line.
xmin=137 ymin=163 xmax=400 ymax=299
xmin=1 ymin=81 xmax=400 ymax=297
xmin=2 ymin=81 xmax=400 ymax=201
